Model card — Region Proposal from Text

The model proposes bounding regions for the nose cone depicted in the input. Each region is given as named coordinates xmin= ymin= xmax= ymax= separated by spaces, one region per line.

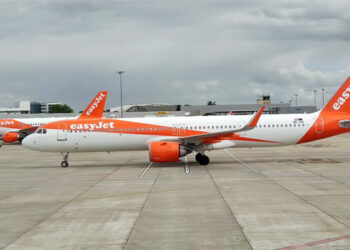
xmin=22 ymin=134 xmax=36 ymax=150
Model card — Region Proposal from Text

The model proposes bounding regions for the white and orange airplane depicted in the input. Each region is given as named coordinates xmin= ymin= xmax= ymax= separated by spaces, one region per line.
xmin=0 ymin=91 xmax=107 ymax=143
xmin=23 ymin=77 xmax=350 ymax=168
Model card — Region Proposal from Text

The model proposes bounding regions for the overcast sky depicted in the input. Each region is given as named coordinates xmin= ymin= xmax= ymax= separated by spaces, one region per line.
xmin=1 ymin=0 xmax=350 ymax=111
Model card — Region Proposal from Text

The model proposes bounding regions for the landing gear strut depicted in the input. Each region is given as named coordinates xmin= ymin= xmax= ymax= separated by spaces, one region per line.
xmin=195 ymin=153 xmax=210 ymax=165
xmin=61 ymin=152 xmax=69 ymax=168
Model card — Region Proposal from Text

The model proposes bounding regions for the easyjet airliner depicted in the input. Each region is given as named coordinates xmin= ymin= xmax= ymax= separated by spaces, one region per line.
xmin=23 ymin=77 xmax=350 ymax=168
xmin=0 ymin=91 xmax=107 ymax=143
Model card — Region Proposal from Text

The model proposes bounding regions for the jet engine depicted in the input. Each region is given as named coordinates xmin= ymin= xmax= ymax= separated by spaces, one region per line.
xmin=149 ymin=141 xmax=191 ymax=162
xmin=2 ymin=132 xmax=21 ymax=143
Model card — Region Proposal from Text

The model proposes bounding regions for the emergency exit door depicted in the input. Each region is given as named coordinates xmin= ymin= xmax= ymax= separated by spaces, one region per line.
xmin=57 ymin=124 xmax=67 ymax=141
xmin=315 ymin=116 xmax=324 ymax=134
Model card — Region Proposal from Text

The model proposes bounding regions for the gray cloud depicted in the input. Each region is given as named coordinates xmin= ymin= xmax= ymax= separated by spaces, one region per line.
xmin=1 ymin=0 xmax=350 ymax=111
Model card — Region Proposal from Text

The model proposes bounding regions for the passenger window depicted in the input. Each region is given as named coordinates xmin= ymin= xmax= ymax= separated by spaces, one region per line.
xmin=229 ymin=125 xmax=232 ymax=129
xmin=268 ymin=125 xmax=270 ymax=128
xmin=145 ymin=128 xmax=149 ymax=132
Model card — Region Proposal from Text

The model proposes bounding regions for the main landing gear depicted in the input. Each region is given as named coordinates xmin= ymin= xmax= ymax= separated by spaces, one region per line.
xmin=61 ymin=152 xmax=69 ymax=168
xmin=195 ymin=153 xmax=210 ymax=165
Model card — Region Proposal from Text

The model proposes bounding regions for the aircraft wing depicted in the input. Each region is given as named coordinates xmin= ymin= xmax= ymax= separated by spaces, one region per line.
xmin=164 ymin=106 xmax=265 ymax=145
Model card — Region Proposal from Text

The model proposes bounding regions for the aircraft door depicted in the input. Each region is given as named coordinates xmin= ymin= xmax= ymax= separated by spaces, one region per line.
xmin=57 ymin=124 xmax=68 ymax=141
xmin=315 ymin=116 xmax=324 ymax=134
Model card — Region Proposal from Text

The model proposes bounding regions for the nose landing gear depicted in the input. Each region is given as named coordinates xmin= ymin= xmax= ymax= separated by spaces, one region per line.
xmin=61 ymin=152 xmax=69 ymax=167
xmin=195 ymin=153 xmax=210 ymax=165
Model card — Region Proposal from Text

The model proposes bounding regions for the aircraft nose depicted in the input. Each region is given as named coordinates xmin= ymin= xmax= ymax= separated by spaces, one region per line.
xmin=22 ymin=134 xmax=37 ymax=150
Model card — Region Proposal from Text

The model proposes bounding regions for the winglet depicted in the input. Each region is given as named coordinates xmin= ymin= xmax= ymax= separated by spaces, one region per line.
xmin=78 ymin=91 xmax=108 ymax=119
xmin=247 ymin=106 xmax=265 ymax=128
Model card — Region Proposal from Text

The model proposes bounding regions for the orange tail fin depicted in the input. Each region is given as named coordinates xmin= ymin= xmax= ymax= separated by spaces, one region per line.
xmin=78 ymin=91 xmax=108 ymax=119
xmin=323 ymin=77 xmax=350 ymax=113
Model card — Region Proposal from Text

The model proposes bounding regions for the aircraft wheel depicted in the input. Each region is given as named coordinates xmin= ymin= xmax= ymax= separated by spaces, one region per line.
xmin=199 ymin=155 xmax=210 ymax=165
xmin=195 ymin=153 xmax=202 ymax=163
xmin=61 ymin=161 xmax=69 ymax=168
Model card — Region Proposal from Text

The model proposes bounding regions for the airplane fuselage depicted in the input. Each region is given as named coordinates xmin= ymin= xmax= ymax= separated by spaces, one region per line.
xmin=23 ymin=111 xmax=336 ymax=153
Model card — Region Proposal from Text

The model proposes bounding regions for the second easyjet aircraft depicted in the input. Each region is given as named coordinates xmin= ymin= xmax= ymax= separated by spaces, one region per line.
xmin=0 ymin=92 xmax=107 ymax=143
xmin=23 ymin=77 xmax=350 ymax=167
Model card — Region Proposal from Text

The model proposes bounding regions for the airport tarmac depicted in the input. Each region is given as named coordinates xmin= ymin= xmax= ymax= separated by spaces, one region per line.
xmin=1 ymin=135 xmax=350 ymax=249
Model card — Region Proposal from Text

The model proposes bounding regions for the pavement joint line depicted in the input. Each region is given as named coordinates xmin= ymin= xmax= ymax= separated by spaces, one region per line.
xmin=0 ymin=165 xmax=79 ymax=203
xmin=1 ymin=162 xmax=123 ymax=250
xmin=276 ymin=234 xmax=350 ymax=250
xmin=205 ymin=165 xmax=253 ymax=250
xmin=258 ymin=161 xmax=350 ymax=235
xmin=139 ymin=162 xmax=153 ymax=179
xmin=123 ymin=165 xmax=161 ymax=250
xmin=223 ymin=149 xmax=260 ymax=174
xmin=221 ymin=152 xmax=350 ymax=248
xmin=288 ymin=161 xmax=350 ymax=189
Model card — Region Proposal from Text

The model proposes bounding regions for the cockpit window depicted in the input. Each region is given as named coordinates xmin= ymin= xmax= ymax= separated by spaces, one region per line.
xmin=43 ymin=129 xmax=47 ymax=134
xmin=37 ymin=129 xmax=43 ymax=134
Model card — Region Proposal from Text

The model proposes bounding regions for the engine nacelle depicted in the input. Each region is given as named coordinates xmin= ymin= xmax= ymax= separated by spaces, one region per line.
xmin=3 ymin=132 xmax=20 ymax=143
xmin=149 ymin=141 xmax=191 ymax=163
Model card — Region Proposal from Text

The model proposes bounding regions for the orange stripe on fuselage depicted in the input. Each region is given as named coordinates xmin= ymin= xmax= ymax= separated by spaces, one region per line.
xmin=298 ymin=112 xmax=350 ymax=144
xmin=0 ymin=119 xmax=33 ymax=130
xmin=41 ymin=118 xmax=280 ymax=144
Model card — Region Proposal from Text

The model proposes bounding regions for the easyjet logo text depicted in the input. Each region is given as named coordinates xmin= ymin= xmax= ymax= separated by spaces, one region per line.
xmin=0 ymin=121 xmax=14 ymax=126
xmin=333 ymin=85 xmax=350 ymax=110
xmin=86 ymin=93 xmax=105 ymax=116
xmin=70 ymin=122 xmax=114 ymax=130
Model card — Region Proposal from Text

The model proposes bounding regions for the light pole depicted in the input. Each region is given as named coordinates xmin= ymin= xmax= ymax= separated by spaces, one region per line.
xmin=313 ymin=90 xmax=317 ymax=108
xmin=295 ymin=94 xmax=298 ymax=107
xmin=117 ymin=71 xmax=124 ymax=118
xmin=322 ymin=88 xmax=325 ymax=107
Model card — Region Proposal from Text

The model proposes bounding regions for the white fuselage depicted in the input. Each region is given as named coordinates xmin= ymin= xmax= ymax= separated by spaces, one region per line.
xmin=23 ymin=112 xmax=318 ymax=152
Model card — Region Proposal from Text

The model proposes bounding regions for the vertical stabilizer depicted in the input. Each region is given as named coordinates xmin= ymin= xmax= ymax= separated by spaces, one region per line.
xmin=322 ymin=77 xmax=350 ymax=113
xmin=78 ymin=91 xmax=108 ymax=119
